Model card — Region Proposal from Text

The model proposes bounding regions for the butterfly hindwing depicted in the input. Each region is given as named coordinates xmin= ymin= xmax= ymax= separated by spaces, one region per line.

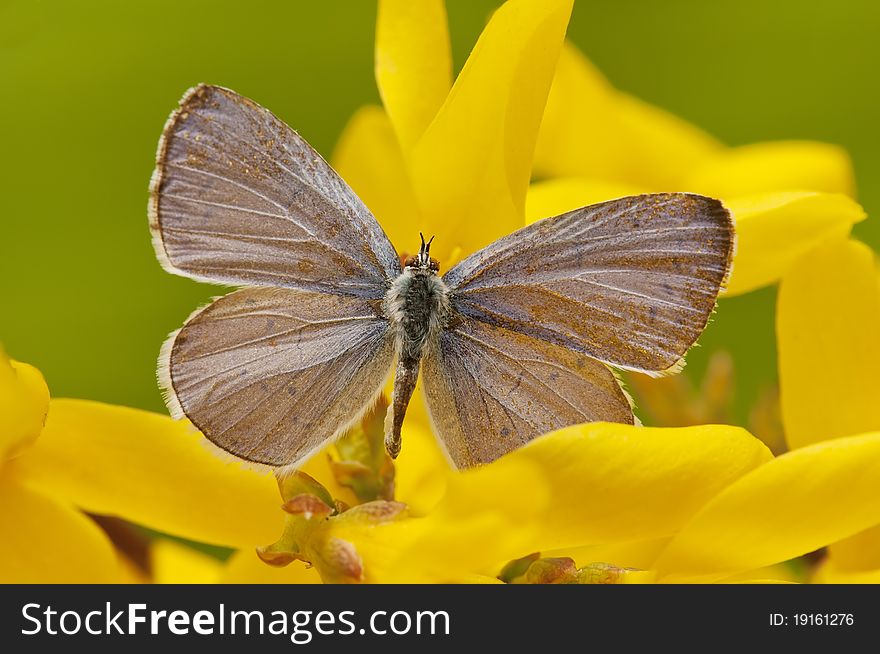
xmin=421 ymin=314 xmax=634 ymax=468
xmin=162 ymin=286 xmax=395 ymax=467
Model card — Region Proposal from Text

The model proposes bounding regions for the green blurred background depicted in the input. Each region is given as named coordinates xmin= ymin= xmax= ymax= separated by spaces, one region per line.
xmin=2 ymin=0 xmax=878 ymax=423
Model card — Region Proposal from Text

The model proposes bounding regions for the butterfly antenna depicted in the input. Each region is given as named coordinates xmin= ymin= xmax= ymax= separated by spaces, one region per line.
xmin=416 ymin=233 xmax=435 ymax=266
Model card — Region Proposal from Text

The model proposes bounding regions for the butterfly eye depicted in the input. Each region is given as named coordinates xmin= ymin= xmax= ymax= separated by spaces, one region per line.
xmin=429 ymin=258 xmax=441 ymax=273
xmin=404 ymin=255 xmax=418 ymax=268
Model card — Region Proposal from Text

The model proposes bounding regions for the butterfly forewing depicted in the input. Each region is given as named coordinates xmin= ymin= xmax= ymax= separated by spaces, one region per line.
xmin=421 ymin=314 xmax=633 ymax=468
xmin=163 ymin=287 xmax=395 ymax=466
xmin=150 ymin=84 xmax=400 ymax=297
xmin=443 ymin=193 xmax=734 ymax=374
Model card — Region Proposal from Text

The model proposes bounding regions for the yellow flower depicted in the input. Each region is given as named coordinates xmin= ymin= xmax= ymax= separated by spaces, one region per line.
xmin=229 ymin=407 xmax=880 ymax=585
xmin=470 ymin=237 xmax=880 ymax=585
xmin=331 ymin=0 xmax=581 ymax=466
xmin=15 ymin=399 xmax=285 ymax=557
xmin=527 ymin=42 xmax=865 ymax=298
xmin=7 ymin=0 xmax=875 ymax=586
xmin=334 ymin=0 xmax=573 ymax=268
xmin=0 ymin=349 xmax=289 ymax=582
xmin=150 ymin=540 xmax=323 ymax=584
xmin=337 ymin=3 xmax=865 ymax=298
xmin=0 ymin=351 xmax=803 ymax=586
xmin=651 ymin=431 xmax=880 ymax=582
xmin=14 ymin=360 xmax=877 ymax=584
xmin=776 ymin=238 xmax=880 ymax=582
xmin=355 ymin=423 xmax=880 ymax=584
xmin=0 ymin=349 xmax=118 ymax=582
xmin=357 ymin=421 xmax=774 ymax=583
xmin=334 ymin=0 xmax=865 ymax=457
xmin=112 ymin=418 xmax=800 ymax=583
xmin=7 ymin=252 xmax=874 ymax=585
xmin=1 ymin=347 xmax=791 ymax=584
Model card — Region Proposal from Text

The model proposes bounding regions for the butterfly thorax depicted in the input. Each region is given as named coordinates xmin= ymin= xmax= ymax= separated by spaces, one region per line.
xmin=385 ymin=265 xmax=450 ymax=363
xmin=383 ymin=235 xmax=449 ymax=363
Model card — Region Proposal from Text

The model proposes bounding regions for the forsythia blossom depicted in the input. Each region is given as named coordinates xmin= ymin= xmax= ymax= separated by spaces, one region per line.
xmin=2 ymin=0 xmax=879 ymax=584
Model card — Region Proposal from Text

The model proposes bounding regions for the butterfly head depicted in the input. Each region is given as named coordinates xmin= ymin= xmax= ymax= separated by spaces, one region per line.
xmin=404 ymin=233 xmax=440 ymax=273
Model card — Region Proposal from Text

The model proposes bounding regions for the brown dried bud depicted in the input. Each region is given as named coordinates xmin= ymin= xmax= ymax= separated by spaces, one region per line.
xmin=316 ymin=537 xmax=364 ymax=584
xmin=337 ymin=500 xmax=408 ymax=525
xmin=497 ymin=553 xmax=541 ymax=583
xmin=281 ymin=493 xmax=334 ymax=520
xmin=524 ymin=557 xmax=579 ymax=584
xmin=255 ymin=546 xmax=302 ymax=568
xmin=499 ymin=555 xmax=642 ymax=584
xmin=577 ymin=562 xmax=639 ymax=584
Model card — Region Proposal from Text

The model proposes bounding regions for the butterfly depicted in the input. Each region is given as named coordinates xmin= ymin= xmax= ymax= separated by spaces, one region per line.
xmin=149 ymin=84 xmax=734 ymax=472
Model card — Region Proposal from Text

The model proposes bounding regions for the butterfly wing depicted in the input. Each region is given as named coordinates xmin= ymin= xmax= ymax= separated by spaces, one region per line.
xmin=151 ymin=85 xmax=400 ymax=466
xmin=162 ymin=286 xmax=395 ymax=467
xmin=423 ymin=193 xmax=733 ymax=467
xmin=421 ymin=314 xmax=633 ymax=468
xmin=443 ymin=193 xmax=734 ymax=374
xmin=149 ymin=84 xmax=401 ymax=298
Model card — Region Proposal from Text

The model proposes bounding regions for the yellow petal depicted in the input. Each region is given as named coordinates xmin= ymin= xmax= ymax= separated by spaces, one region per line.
xmin=719 ymin=563 xmax=802 ymax=584
xmin=391 ymin=419 xmax=450 ymax=515
xmin=151 ymin=540 xmax=223 ymax=584
xmin=455 ymin=574 xmax=504 ymax=584
xmin=723 ymin=192 xmax=866 ymax=296
xmin=0 ymin=354 xmax=49 ymax=459
xmin=609 ymin=92 xmax=724 ymax=189
xmin=408 ymin=0 xmax=573 ymax=265
xmin=813 ymin=557 xmax=880 ymax=584
xmin=684 ymin=141 xmax=856 ymax=198
xmin=386 ymin=423 xmax=770 ymax=581
xmin=533 ymin=43 xmax=722 ymax=188
xmin=16 ymin=399 xmax=283 ymax=548
xmin=525 ymin=177 xmax=647 ymax=225
xmin=726 ymin=579 xmax=798 ymax=584
xmin=777 ymin=239 xmax=880 ymax=570
xmin=219 ymin=549 xmax=321 ymax=583
xmin=379 ymin=459 xmax=550 ymax=582
xmin=777 ymin=239 xmax=880 ymax=449
xmin=654 ymin=432 xmax=880 ymax=583
xmin=532 ymin=42 xmax=615 ymax=179
xmin=0 ymin=474 xmax=117 ymax=583
xmin=827 ymin=525 xmax=880 ymax=572
xmin=472 ymin=423 xmax=770 ymax=549
xmin=375 ymin=0 xmax=452 ymax=152
xmin=331 ymin=105 xmax=419 ymax=254
xmin=617 ymin=570 xmax=658 ymax=584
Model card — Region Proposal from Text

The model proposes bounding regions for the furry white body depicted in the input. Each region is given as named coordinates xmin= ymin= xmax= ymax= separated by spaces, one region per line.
xmin=383 ymin=264 xmax=450 ymax=457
